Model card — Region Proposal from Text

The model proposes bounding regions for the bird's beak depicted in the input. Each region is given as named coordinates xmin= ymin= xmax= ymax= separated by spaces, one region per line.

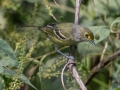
xmin=89 ymin=40 xmax=96 ymax=46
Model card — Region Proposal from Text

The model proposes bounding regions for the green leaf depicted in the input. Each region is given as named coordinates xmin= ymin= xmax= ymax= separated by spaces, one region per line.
xmin=0 ymin=67 xmax=15 ymax=77
xmin=0 ymin=38 xmax=36 ymax=89
xmin=0 ymin=67 xmax=37 ymax=90
xmin=114 ymin=40 xmax=120 ymax=49
xmin=0 ymin=76 xmax=4 ymax=90
xmin=111 ymin=17 xmax=120 ymax=27
xmin=110 ymin=17 xmax=120 ymax=33
xmin=0 ymin=38 xmax=19 ymax=67
xmin=116 ymin=88 xmax=120 ymax=90
xmin=93 ymin=78 xmax=108 ymax=88
xmin=89 ymin=26 xmax=110 ymax=44
xmin=20 ymin=75 xmax=38 ymax=90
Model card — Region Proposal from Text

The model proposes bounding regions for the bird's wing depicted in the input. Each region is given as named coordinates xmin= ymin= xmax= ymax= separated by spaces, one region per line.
xmin=55 ymin=23 xmax=74 ymax=40
xmin=42 ymin=23 xmax=74 ymax=40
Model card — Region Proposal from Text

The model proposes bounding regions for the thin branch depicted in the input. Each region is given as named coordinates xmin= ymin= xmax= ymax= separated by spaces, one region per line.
xmin=54 ymin=0 xmax=59 ymax=6
xmin=100 ymin=41 xmax=108 ymax=61
xmin=61 ymin=62 xmax=70 ymax=90
xmin=61 ymin=0 xmax=86 ymax=90
xmin=72 ymin=67 xmax=87 ymax=90
xmin=51 ymin=14 xmax=58 ymax=22
xmin=62 ymin=0 xmax=87 ymax=90
xmin=84 ymin=50 xmax=120 ymax=85
xmin=73 ymin=0 xmax=87 ymax=89
xmin=67 ymin=46 xmax=87 ymax=90
xmin=74 ymin=0 xmax=83 ymax=24
xmin=67 ymin=59 xmax=87 ymax=90
xmin=43 ymin=0 xmax=58 ymax=21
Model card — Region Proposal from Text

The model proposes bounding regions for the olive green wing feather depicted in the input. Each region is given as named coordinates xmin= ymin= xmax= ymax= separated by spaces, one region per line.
xmin=55 ymin=23 xmax=74 ymax=40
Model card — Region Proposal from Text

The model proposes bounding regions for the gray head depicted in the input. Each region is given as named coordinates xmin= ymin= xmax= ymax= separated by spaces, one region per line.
xmin=72 ymin=25 xmax=95 ymax=46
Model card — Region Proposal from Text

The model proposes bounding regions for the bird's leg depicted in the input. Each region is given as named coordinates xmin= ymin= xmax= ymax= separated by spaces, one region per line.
xmin=54 ymin=45 xmax=74 ymax=60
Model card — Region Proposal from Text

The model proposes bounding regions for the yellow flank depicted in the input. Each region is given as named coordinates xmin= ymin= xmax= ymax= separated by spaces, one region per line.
xmin=47 ymin=34 xmax=78 ymax=46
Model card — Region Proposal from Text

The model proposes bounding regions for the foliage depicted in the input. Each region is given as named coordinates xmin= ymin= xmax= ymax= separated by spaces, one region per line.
xmin=0 ymin=0 xmax=120 ymax=90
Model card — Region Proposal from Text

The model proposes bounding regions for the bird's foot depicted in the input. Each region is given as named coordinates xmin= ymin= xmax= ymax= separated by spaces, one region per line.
xmin=56 ymin=49 xmax=74 ymax=59
xmin=66 ymin=55 xmax=74 ymax=60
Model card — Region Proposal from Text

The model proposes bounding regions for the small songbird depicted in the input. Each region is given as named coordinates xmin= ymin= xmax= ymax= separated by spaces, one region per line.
xmin=38 ymin=23 xmax=95 ymax=59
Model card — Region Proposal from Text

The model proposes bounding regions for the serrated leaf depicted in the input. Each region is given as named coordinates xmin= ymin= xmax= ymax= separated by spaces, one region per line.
xmin=0 ymin=38 xmax=19 ymax=67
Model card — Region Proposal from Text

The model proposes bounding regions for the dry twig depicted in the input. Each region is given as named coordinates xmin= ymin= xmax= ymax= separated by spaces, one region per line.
xmin=74 ymin=0 xmax=81 ymax=24
xmin=54 ymin=0 xmax=59 ymax=6
xmin=61 ymin=62 xmax=71 ymax=90
xmin=67 ymin=46 xmax=87 ymax=90
xmin=100 ymin=41 xmax=108 ymax=61
xmin=61 ymin=0 xmax=87 ymax=90
xmin=84 ymin=50 xmax=120 ymax=85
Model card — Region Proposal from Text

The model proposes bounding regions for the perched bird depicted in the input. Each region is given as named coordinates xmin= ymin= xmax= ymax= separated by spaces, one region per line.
xmin=38 ymin=23 xmax=95 ymax=59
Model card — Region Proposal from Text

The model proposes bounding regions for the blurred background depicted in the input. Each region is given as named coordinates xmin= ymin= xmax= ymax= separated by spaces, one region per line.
xmin=0 ymin=0 xmax=120 ymax=90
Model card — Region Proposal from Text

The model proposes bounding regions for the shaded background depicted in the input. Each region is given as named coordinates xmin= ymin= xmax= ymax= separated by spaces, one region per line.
xmin=0 ymin=0 xmax=120 ymax=90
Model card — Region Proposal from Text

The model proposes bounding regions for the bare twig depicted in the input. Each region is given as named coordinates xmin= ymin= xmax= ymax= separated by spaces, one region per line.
xmin=72 ymin=0 xmax=87 ymax=90
xmin=61 ymin=0 xmax=87 ymax=90
xmin=67 ymin=46 xmax=87 ymax=90
xmin=72 ymin=67 xmax=87 ymax=90
xmin=54 ymin=0 xmax=59 ymax=6
xmin=61 ymin=62 xmax=70 ymax=90
xmin=51 ymin=14 xmax=58 ymax=22
xmin=100 ymin=41 xmax=108 ymax=61
xmin=62 ymin=0 xmax=87 ymax=90
xmin=74 ymin=0 xmax=82 ymax=24
xmin=84 ymin=50 xmax=120 ymax=85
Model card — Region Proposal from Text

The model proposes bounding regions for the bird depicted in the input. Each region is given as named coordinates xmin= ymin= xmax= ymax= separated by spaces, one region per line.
xmin=38 ymin=23 xmax=95 ymax=59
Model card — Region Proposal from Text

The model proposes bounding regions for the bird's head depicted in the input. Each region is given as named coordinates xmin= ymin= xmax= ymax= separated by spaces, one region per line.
xmin=81 ymin=27 xmax=95 ymax=46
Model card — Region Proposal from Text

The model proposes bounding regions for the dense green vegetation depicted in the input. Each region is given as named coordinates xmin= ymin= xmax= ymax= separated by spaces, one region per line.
xmin=0 ymin=0 xmax=120 ymax=90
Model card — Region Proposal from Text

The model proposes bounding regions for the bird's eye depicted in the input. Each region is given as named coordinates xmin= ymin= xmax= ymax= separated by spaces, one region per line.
xmin=85 ymin=34 xmax=89 ymax=38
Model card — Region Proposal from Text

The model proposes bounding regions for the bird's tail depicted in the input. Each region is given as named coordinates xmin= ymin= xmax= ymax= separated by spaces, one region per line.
xmin=17 ymin=26 xmax=42 ymax=32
